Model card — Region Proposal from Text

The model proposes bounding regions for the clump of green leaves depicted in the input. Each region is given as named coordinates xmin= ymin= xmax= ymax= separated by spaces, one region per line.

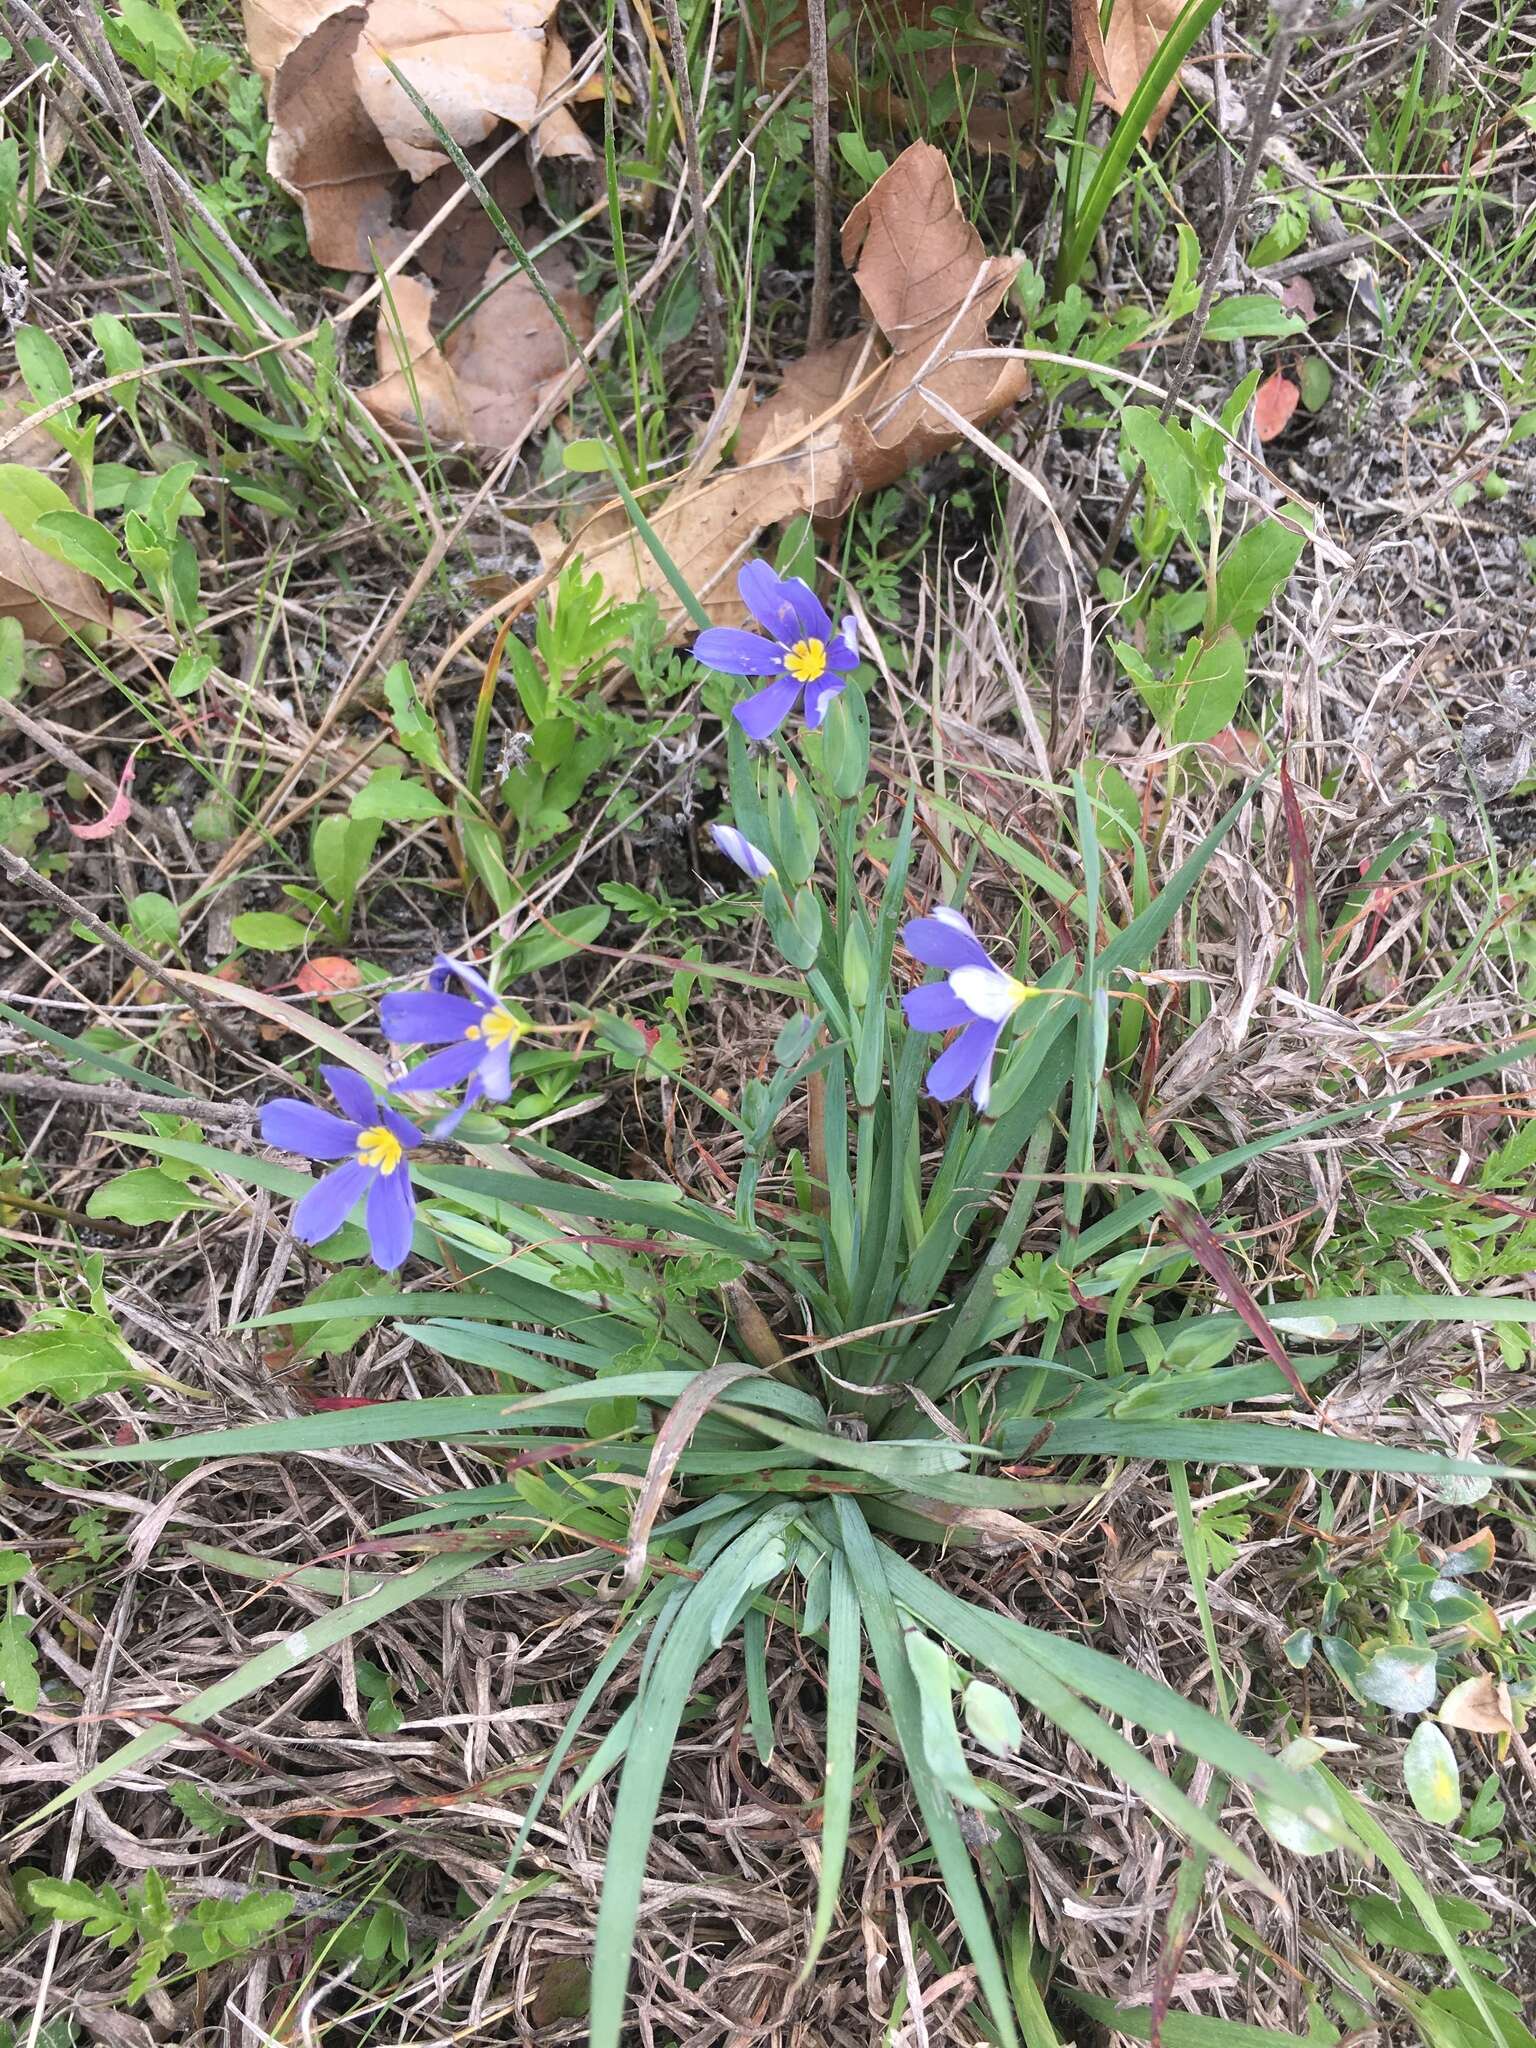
xmin=16 ymin=1868 xmax=288 ymax=2003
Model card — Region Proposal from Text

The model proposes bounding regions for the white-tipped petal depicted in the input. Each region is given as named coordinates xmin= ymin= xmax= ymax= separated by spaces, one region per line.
xmin=949 ymin=964 xmax=1027 ymax=1023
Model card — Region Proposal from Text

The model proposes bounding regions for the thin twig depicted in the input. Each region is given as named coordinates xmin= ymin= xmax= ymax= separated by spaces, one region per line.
xmin=656 ymin=0 xmax=726 ymax=383
xmin=0 ymin=697 xmax=168 ymax=844
xmin=0 ymin=1070 xmax=258 ymax=1127
xmin=806 ymin=0 xmax=834 ymax=348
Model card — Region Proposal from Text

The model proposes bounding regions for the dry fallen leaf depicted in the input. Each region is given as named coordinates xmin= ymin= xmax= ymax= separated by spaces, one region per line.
xmin=531 ymin=33 xmax=596 ymax=164
xmin=361 ymin=254 xmax=593 ymax=448
xmin=0 ymin=514 xmax=111 ymax=647
xmin=392 ymin=146 xmax=535 ymax=320
xmin=1254 ymin=370 xmax=1301 ymax=442
xmin=261 ymin=2 xmax=397 ymax=269
xmin=1438 ymin=1674 xmax=1515 ymax=1736
xmin=245 ymin=0 xmax=586 ymax=270
xmin=352 ymin=0 xmax=561 ymax=180
xmin=295 ymin=955 xmax=365 ymax=998
xmin=1071 ymin=0 xmax=1185 ymax=141
xmin=545 ymin=143 xmax=1028 ymax=628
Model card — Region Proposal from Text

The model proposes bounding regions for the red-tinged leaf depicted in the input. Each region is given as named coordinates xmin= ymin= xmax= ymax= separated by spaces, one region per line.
xmin=1280 ymin=758 xmax=1323 ymax=1001
xmin=68 ymin=754 xmax=135 ymax=840
xmin=295 ymin=956 xmax=364 ymax=1000
xmin=1254 ymin=373 xmax=1300 ymax=442
xmin=113 ymin=1421 xmax=137 ymax=1445
xmin=301 ymin=1394 xmax=387 ymax=1412
xmin=1167 ymin=1199 xmax=1312 ymax=1406
xmin=1280 ymin=276 xmax=1316 ymax=323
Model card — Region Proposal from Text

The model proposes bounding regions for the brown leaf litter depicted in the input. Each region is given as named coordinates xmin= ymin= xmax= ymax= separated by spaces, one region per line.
xmin=1070 ymin=0 xmax=1186 ymax=140
xmin=360 ymin=254 xmax=593 ymax=448
xmin=242 ymin=0 xmax=591 ymax=270
xmin=0 ymin=459 xmax=111 ymax=644
xmin=534 ymin=141 xmax=1030 ymax=629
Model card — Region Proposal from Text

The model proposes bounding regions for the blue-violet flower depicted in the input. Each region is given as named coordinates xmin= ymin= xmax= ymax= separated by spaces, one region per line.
xmin=708 ymin=821 xmax=775 ymax=880
xmin=900 ymin=907 xmax=1035 ymax=1113
xmin=693 ymin=559 xmax=858 ymax=740
xmin=261 ymin=1065 xmax=420 ymax=1270
xmin=380 ymin=954 xmax=524 ymax=1136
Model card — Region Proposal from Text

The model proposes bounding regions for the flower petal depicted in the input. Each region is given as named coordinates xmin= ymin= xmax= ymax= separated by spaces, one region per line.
xmin=708 ymin=822 xmax=775 ymax=880
xmin=379 ymin=989 xmax=484 ymax=1045
xmin=429 ymin=954 xmax=500 ymax=1008
xmin=430 ymin=1074 xmax=483 ymax=1139
xmin=949 ymin=963 xmax=1024 ymax=1023
xmin=739 ymin=560 xmax=833 ymax=644
xmin=693 ymin=626 xmax=784 ymax=678
xmin=379 ymin=1103 xmax=422 ymax=1148
xmin=901 ymin=907 xmax=994 ymax=972
xmin=392 ymin=1038 xmax=484 ymax=1095
xmin=802 ymin=675 xmax=847 ymax=729
xmin=478 ymin=1038 xmax=515 ymax=1103
xmin=365 ymin=1163 xmax=416 ymax=1271
xmin=292 ymin=1157 xmax=370 ymax=1245
xmin=322 ymin=1064 xmax=378 ymax=1127
xmin=260 ymin=1099 xmax=358 ymax=1160
xmin=902 ymin=983 xmax=973 ymax=1033
xmin=925 ymin=1017 xmax=1003 ymax=1106
xmin=733 ymin=673 xmax=803 ymax=741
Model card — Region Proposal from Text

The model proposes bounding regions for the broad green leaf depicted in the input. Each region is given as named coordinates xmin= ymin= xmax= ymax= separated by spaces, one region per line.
xmin=1253 ymin=1739 xmax=1347 ymax=1856
xmin=349 ymin=771 xmax=449 ymax=822
xmin=1203 ymin=296 xmax=1307 ymax=340
xmin=0 ymin=1611 xmax=39 ymax=1712
xmin=30 ymin=509 xmax=136 ymax=593
xmin=125 ymin=890 xmax=180 ymax=950
xmin=91 ymin=311 xmax=144 ymax=411
xmin=1142 ymin=631 xmax=1247 ymax=746
xmin=500 ymin=904 xmax=610 ymax=978
xmin=1404 ymin=1720 xmax=1461 ymax=1825
xmin=14 ymin=325 xmax=73 ymax=409
xmin=1121 ymin=405 xmax=1205 ymax=550
xmin=0 ymin=1313 xmax=138 ymax=1407
xmin=231 ymin=910 xmax=311 ymax=951
xmin=85 ymin=1168 xmax=215 ymax=1226
xmin=1359 ymin=1645 xmax=1439 ymax=1714
xmin=1212 ymin=515 xmax=1307 ymax=636
xmin=963 ymin=1677 xmax=1024 ymax=1758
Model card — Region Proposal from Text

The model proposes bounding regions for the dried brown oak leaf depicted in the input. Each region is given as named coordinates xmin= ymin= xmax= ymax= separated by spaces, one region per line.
xmin=361 ymin=255 xmax=592 ymax=448
xmin=253 ymin=1 xmax=396 ymax=269
xmin=1070 ymin=0 xmax=1184 ymax=141
xmin=549 ymin=142 xmax=1027 ymax=629
xmin=352 ymin=0 xmax=561 ymax=180
xmin=245 ymin=0 xmax=576 ymax=269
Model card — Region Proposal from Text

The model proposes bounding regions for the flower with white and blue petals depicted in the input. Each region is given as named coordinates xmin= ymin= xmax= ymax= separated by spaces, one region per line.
xmin=900 ymin=906 xmax=1036 ymax=1114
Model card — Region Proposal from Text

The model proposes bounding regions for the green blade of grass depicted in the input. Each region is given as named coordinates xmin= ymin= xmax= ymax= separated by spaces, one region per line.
xmin=588 ymin=1504 xmax=799 ymax=2048
xmin=829 ymin=1497 xmax=1020 ymax=2048
xmin=800 ymin=1549 xmax=859 ymax=1982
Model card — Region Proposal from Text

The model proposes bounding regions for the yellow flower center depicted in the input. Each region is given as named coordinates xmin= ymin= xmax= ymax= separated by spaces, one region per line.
xmin=465 ymin=1006 xmax=524 ymax=1050
xmin=784 ymin=637 xmax=828 ymax=684
xmin=1000 ymin=975 xmax=1033 ymax=1011
xmin=356 ymin=1124 xmax=404 ymax=1176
